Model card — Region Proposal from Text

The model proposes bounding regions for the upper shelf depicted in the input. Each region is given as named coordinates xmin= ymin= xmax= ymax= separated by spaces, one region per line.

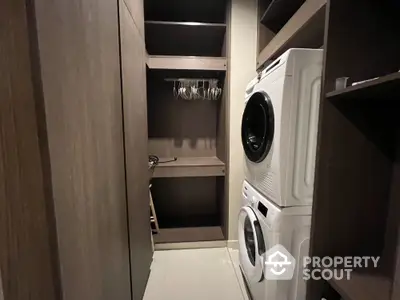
xmin=150 ymin=156 xmax=225 ymax=178
xmin=326 ymin=72 xmax=400 ymax=101
xmin=260 ymin=0 xmax=305 ymax=33
xmin=145 ymin=21 xmax=226 ymax=57
xmin=144 ymin=0 xmax=227 ymax=23
xmin=257 ymin=0 xmax=326 ymax=69
xmin=147 ymin=55 xmax=227 ymax=71
xmin=327 ymin=270 xmax=392 ymax=300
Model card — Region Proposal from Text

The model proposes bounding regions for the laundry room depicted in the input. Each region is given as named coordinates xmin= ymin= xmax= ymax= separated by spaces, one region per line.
xmin=2 ymin=1 xmax=400 ymax=300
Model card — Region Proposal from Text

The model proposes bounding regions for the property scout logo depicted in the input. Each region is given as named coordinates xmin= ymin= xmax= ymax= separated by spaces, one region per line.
xmin=264 ymin=244 xmax=380 ymax=281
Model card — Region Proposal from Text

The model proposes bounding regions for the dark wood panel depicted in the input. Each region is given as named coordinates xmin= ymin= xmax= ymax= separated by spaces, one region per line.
xmin=217 ymin=73 xmax=229 ymax=239
xmin=150 ymin=177 xmax=219 ymax=227
xmin=384 ymin=131 xmax=400 ymax=300
xmin=152 ymin=156 xmax=225 ymax=178
xmin=154 ymin=227 xmax=224 ymax=244
xmin=119 ymin=2 xmax=152 ymax=299
xmin=307 ymin=100 xmax=395 ymax=299
xmin=144 ymin=0 xmax=227 ymax=23
xmin=34 ymin=0 xmax=132 ymax=299
xmin=381 ymin=131 xmax=400 ymax=279
xmin=0 ymin=270 xmax=3 ymax=300
xmin=257 ymin=0 xmax=326 ymax=69
xmin=260 ymin=0 xmax=305 ymax=33
xmin=147 ymin=72 xmax=218 ymax=158
xmin=0 ymin=1 xmax=59 ymax=299
xmin=328 ymin=271 xmax=392 ymax=300
xmin=145 ymin=21 xmax=226 ymax=56
xmin=326 ymin=72 xmax=400 ymax=101
xmin=322 ymin=0 xmax=400 ymax=93
xmin=307 ymin=2 xmax=400 ymax=299
xmin=393 ymin=231 xmax=400 ymax=299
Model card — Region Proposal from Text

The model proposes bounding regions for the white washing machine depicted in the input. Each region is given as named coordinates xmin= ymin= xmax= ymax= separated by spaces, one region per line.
xmin=238 ymin=180 xmax=312 ymax=300
xmin=242 ymin=48 xmax=323 ymax=207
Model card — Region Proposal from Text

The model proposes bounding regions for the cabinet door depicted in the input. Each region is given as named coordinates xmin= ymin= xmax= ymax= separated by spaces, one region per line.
xmin=1 ymin=1 xmax=59 ymax=299
xmin=34 ymin=0 xmax=132 ymax=299
xmin=123 ymin=0 xmax=145 ymax=39
xmin=120 ymin=2 xmax=152 ymax=299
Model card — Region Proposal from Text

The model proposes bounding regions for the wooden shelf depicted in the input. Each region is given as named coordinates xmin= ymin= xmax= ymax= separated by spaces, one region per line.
xmin=145 ymin=21 xmax=226 ymax=57
xmin=153 ymin=226 xmax=224 ymax=244
xmin=326 ymin=72 xmax=400 ymax=101
xmin=151 ymin=156 xmax=225 ymax=178
xmin=147 ymin=55 xmax=227 ymax=71
xmin=260 ymin=0 xmax=305 ymax=33
xmin=144 ymin=0 xmax=226 ymax=23
xmin=327 ymin=271 xmax=392 ymax=300
xmin=257 ymin=0 xmax=326 ymax=69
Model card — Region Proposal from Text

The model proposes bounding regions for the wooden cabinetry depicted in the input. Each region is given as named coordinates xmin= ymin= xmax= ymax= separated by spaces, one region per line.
xmin=1 ymin=0 xmax=151 ymax=299
xmin=0 ymin=2 xmax=60 ymax=299
xmin=145 ymin=0 xmax=229 ymax=247
xmin=123 ymin=0 xmax=145 ymax=37
xmin=119 ymin=1 xmax=152 ymax=298
xmin=257 ymin=0 xmax=326 ymax=69
xmin=307 ymin=1 xmax=400 ymax=300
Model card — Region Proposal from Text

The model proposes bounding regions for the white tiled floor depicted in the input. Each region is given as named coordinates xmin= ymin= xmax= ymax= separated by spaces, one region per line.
xmin=143 ymin=247 xmax=250 ymax=300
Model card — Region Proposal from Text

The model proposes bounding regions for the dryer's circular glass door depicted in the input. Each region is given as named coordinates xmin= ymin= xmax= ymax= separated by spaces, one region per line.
xmin=238 ymin=206 xmax=266 ymax=283
xmin=241 ymin=91 xmax=274 ymax=163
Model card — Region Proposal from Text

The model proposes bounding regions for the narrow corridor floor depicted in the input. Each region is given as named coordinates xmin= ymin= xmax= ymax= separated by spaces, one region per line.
xmin=143 ymin=247 xmax=249 ymax=300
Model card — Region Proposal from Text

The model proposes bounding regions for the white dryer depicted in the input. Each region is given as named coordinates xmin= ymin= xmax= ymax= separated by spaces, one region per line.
xmin=242 ymin=48 xmax=323 ymax=207
xmin=238 ymin=180 xmax=312 ymax=300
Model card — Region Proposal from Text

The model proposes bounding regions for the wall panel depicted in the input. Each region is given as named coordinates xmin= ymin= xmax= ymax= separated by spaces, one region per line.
xmin=33 ymin=0 xmax=132 ymax=299
xmin=0 ymin=1 xmax=59 ymax=299
xmin=120 ymin=1 xmax=153 ymax=298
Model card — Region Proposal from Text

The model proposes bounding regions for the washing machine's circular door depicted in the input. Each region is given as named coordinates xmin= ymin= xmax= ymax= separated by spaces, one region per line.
xmin=241 ymin=91 xmax=274 ymax=163
xmin=238 ymin=206 xmax=266 ymax=283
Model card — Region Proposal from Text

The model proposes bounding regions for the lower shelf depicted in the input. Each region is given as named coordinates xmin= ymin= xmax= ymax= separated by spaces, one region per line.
xmin=327 ymin=270 xmax=392 ymax=300
xmin=154 ymin=226 xmax=224 ymax=244
xmin=151 ymin=156 xmax=225 ymax=178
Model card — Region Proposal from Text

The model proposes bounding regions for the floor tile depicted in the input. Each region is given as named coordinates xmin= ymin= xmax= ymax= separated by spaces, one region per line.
xmin=143 ymin=248 xmax=245 ymax=300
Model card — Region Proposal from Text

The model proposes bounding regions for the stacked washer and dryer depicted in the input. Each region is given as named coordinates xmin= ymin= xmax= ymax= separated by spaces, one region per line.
xmin=238 ymin=49 xmax=323 ymax=300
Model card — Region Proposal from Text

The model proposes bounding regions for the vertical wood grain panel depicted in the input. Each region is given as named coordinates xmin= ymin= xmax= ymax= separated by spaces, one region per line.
xmin=0 ymin=269 xmax=3 ymax=300
xmin=0 ymin=0 xmax=59 ymax=299
xmin=307 ymin=1 xmax=400 ymax=299
xmin=147 ymin=74 xmax=218 ymax=158
xmin=33 ymin=0 xmax=132 ymax=299
xmin=388 ymin=132 xmax=400 ymax=299
xmin=124 ymin=0 xmax=145 ymax=40
xmin=120 ymin=1 xmax=152 ymax=299
xmin=322 ymin=0 xmax=400 ymax=93
xmin=393 ymin=232 xmax=400 ymax=299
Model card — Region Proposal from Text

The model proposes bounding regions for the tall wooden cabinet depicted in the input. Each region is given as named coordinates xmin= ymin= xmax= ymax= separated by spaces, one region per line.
xmin=0 ymin=0 xmax=151 ymax=299
xmin=144 ymin=0 xmax=230 ymax=247
xmin=306 ymin=0 xmax=400 ymax=300
xmin=119 ymin=0 xmax=153 ymax=298
xmin=0 ymin=1 xmax=60 ymax=299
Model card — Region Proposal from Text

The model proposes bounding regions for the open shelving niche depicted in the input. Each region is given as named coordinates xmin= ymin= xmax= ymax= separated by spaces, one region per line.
xmin=259 ymin=0 xmax=305 ymax=33
xmin=145 ymin=0 xmax=228 ymax=247
xmin=307 ymin=1 xmax=400 ymax=299
xmin=257 ymin=0 xmax=326 ymax=70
